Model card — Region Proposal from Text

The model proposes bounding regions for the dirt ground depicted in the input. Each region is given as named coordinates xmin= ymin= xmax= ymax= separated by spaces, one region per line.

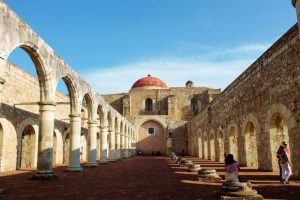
xmin=0 ymin=156 xmax=299 ymax=200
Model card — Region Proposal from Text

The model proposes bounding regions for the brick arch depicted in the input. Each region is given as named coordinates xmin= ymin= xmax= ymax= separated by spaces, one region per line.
xmin=265 ymin=103 xmax=296 ymax=173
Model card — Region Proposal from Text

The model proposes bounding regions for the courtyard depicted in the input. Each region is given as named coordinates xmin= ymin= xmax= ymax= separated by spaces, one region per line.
xmin=0 ymin=157 xmax=299 ymax=200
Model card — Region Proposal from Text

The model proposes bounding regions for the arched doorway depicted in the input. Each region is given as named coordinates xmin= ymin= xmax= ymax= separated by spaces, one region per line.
xmin=269 ymin=113 xmax=289 ymax=171
xmin=229 ymin=126 xmax=238 ymax=160
xmin=63 ymin=133 xmax=70 ymax=164
xmin=137 ymin=120 xmax=165 ymax=155
xmin=80 ymin=132 xmax=87 ymax=161
xmin=209 ymin=131 xmax=215 ymax=160
xmin=20 ymin=125 xmax=36 ymax=169
xmin=216 ymin=130 xmax=225 ymax=162
xmin=244 ymin=122 xmax=258 ymax=167
xmin=198 ymin=131 xmax=202 ymax=159
xmin=203 ymin=134 xmax=208 ymax=159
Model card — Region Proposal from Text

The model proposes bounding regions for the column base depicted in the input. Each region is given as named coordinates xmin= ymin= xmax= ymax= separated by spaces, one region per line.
xmin=65 ymin=166 xmax=83 ymax=172
xmin=85 ymin=163 xmax=99 ymax=168
xmin=31 ymin=171 xmax=58 ymax=180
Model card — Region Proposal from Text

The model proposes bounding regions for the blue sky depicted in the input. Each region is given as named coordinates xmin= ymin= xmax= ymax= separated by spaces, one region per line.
xmin=5 ymin=0 xmax=296 ymax=94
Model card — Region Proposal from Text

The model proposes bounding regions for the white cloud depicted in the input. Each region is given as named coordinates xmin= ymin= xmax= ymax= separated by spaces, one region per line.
xmin=80 ymin=43 xmax=270 ymax=94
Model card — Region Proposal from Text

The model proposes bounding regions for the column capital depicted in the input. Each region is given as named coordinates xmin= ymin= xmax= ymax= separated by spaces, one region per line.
xmin=38 ymin=101 xmax=56 ymax=106
xmin=69 ymin=114 xmax=80 ymax=118
xmin=88 ymin=121 xmax=98 ymax=125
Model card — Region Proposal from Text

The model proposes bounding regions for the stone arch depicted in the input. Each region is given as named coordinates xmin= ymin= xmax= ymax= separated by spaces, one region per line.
xmin=80 ymin=130 xmax=88 ymax=161
xmin=63 ymin=130 xmax=70 ymax=164
xmin=16 ymin=118 xmax=39 ymax=169
xmin=145 ymin=98 xmax=153 ymax=112
xmin=55 ymin=75 xmax=80 ymax=115
xmin=241 ymin=113 xmax=260 ymax=167
xmin=81 ymin=92 xmax=96 ymax=122
xmin=197 ymin=129 xmax=203 ymax=158
xmin=216 ymin=128 xmax=225 ymax=162
xmin=19 ymin=124 xmax=38 ymax=169
xmin=203 ymin=133 xmax=208 ymax=159
xmin=265 ymin=103 xmax=295 ymax=172
xmin=228 ymin=124 xmax=238 ymax=160
xmin=6 ymin=42 xmax=53 ymax=102
xmin=137 ymin=120 xmax=166 ymax=155
xmin=0 ymin=118 xmax=17 ymax=172
xmin=53 ymin=129 xmax=63 ymax=165
xmin=208 ymin=129 xmax=215 ymax=161
xmin=244 ymin=121 xmax=258 ymax=168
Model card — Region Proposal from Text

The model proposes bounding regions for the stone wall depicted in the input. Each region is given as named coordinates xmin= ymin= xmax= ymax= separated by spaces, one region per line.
xmin=188 ymin=24 xmax=300 ymax=175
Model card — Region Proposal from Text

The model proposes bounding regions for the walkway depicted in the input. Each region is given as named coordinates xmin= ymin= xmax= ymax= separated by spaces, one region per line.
xmin=0 ymin=157 xmax=299 ymax=199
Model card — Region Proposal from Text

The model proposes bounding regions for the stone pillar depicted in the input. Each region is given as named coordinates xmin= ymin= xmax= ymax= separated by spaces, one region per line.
xmin=115 ymin=132 xmax=121 ymax=160
xmin=108 ymin=128 xmax=116 ymax=160
xmin=125 ymin=135 xmax=129 ymax=158
xmin=86 ymin=122 xmax=98 ymax=167
xmin=100 ymin=126 xmax=108 ymax=163
xmin=293 ymin=0 xmax=300 ymax=38
xmin=67 ymin=114 xmax=83 ymax=172
xmin=120 ymin=134 xmax=125 ymax=159
xmin=32 ymin=102 xmax=58 ymax=179
xmin=128 ymin=137 xmax=132 ymax=157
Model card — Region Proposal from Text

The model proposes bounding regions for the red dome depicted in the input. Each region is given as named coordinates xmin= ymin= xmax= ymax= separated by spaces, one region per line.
xmin=131 ymin=74 xmax=168 ymax=90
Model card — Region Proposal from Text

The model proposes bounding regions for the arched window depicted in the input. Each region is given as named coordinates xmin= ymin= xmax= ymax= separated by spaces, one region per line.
xmin=191 ymin=98 xmax=198 ymax=111
xmin=145 ymin=98 xmax=153 ymax=112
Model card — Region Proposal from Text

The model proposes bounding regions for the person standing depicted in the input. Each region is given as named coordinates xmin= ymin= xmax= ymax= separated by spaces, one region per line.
xmin=279 ymin=141 xmax=292 ymax=184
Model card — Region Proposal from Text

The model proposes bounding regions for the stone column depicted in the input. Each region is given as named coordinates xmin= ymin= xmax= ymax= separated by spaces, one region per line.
xmin=67 ymin=114 xmax=83 ymax=172
xmin=120 ymin=134 xmax=125 ymax=159
xmin=32 ymin=102 xmax=58 ymax=179
xmin=293 ymin=0 xmax=300 ymax=38
xmin=100 ymin=125 xmax=108 ymax=163
xmin=108 ymin=128 xmax=116 ymax=161
xmin=86 ymin=122 xmax=98 ymax=167
xmin=125 ymin=135 xmax=129 ymax=158
xmin=115 ymin=132 xmax=121 ymax=160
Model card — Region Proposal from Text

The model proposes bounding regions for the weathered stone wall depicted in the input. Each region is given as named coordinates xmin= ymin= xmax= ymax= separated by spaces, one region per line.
xmin=104 ymin=86 xmax=220 ymax=156
xmin=188 ymin=24 xmax=300 ymax=175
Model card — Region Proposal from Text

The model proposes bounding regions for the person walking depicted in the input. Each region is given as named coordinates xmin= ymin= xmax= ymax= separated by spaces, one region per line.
xmin=279 ymin=141 xmax=292 ymax=184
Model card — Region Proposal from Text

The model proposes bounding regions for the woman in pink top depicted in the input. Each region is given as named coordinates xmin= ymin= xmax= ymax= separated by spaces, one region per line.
xmin=224 ymin=154 xmax=240 ymax=182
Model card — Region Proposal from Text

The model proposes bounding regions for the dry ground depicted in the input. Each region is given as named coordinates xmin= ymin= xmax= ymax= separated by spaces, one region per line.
xmin=0 ymin=156 xmax=299 ymax=200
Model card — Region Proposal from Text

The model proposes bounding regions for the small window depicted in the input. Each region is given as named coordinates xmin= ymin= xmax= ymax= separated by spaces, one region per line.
xmin=191 ymin=98 xmax=198 ymax=111
xmin=148 ymin=127 xmax=155 ymax=134
xmin=145 ymin=98 xmax=153 ymax=112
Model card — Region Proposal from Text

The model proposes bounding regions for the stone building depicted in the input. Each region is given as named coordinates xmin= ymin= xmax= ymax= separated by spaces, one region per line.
xmin=103 ymin=75 xmax=220 ymax=155
xmin=187 ymin=23 xmax=300 ymax=176
xmin=0 ymin=0 xmax=299 ymax=181
xmin=0 ymin=1 xmax=136 ymax=178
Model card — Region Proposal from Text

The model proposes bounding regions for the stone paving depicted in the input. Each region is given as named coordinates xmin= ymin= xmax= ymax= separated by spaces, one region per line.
xmin=0 ymin=157 xmax=299 ymax=200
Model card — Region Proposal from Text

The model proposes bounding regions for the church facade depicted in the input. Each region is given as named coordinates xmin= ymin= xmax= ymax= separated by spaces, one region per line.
xmin=103 ymin=75 xmax=220 ymax=155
